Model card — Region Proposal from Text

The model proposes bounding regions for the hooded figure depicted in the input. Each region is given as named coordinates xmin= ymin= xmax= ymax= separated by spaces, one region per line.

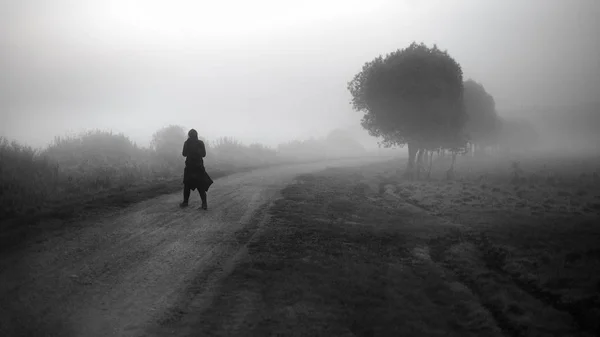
xmin=180 ymin=129 xmax=213 ymax=209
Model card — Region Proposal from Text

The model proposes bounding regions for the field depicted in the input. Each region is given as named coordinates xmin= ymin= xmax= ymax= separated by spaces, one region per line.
xmin=3 ymin=128 xmax=599 ymax=335
xmin=190 ymin=153 xmax=600 ymax=336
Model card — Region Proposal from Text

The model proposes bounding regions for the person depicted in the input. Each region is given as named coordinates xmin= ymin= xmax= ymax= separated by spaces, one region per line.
xmin=180 ymin=129 xmax=213 ymax=209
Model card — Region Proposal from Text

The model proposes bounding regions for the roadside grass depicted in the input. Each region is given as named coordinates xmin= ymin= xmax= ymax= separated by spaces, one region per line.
xmin=189 ymin=155 xmax=599 ymax=336
xmin=0 ymin=169 xmax=236 ymax=254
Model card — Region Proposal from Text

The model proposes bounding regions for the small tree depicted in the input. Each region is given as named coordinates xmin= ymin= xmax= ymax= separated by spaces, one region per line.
xmin=150 ymin=125 xmax=187 ymax=157
xmin=348 ymin=42 xmax=465 ymax=177
xmin=325 ymin=128 xmax=366 ymax=157
xmin=463 ymin=79 xmax=499 ymax=155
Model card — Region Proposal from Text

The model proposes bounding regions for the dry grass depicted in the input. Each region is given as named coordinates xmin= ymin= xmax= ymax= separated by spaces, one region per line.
xmin=380 ymin=154 xmax=600 ymax=336
xmin=0 ymin=132 xmax=179 ymax=221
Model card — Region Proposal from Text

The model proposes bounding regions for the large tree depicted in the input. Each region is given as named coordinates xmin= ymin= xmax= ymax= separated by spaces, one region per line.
xmin=463 ymin=79 xmax=499 ymax=154
xmin=347 ymin=42 xmax=465 ymax=175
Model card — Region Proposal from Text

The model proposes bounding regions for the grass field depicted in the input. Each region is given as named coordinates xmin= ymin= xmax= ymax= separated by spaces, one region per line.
xmin=189 ymin=154 xmax=600 ymax=336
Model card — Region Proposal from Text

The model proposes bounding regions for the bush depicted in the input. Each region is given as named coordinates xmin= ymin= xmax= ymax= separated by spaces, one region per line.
xmin=0 ymin=137 xmax=59 ymax=218
xmin=211 ymin=137 xmax=279 ymax=168
xmin=0 ymin=130 xmax=185 ymax=220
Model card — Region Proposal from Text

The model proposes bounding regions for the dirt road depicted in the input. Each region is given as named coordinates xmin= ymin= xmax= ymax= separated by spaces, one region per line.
xmin=0 ymin=158 xmax=385 ymax=337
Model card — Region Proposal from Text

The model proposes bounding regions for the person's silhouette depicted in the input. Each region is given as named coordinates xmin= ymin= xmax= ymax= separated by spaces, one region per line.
xmin=180 ymin=129 xmax=212 ymax=209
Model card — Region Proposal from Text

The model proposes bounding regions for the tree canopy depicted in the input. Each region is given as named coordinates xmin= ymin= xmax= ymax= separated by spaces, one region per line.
xmin=347 ymin=42 xmax=466 ymax=172
xmin=463 ymin=79 xmax=499 ymax=148
xmin=150 ymin=125 xmax=187 ymax=158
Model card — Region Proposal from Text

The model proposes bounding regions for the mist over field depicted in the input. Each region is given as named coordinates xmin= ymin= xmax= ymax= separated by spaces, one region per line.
xmin=1 ymin=0 xmax=599 ymax=152
xmin=2 ymin=2 xmax=600 ymax=336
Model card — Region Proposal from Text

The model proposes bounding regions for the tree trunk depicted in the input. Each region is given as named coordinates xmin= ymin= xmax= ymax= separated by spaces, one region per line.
xmin=446 ymin=152 xmax=457 ymax=180
xmin=416 ymin=148 xmax=425 ymax=179
xmin=426 ymin=151 xmax=434 ymax=179
xmin=405 ymin=142 xmax=418 ymax=179
xmin=452 ymin=152 xmax=457 ymax=170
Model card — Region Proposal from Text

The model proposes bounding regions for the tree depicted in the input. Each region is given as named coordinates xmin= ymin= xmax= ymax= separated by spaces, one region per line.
xmin=150 ymin=125 xmax=187 ymax=158
xmin=348 ymin=42 xmax=465 ymax=177
xmin=463 ymin=79 xmax=499 ymax=154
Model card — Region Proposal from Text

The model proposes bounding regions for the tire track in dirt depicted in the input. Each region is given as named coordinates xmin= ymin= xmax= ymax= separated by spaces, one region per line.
xmin=143 ymin=191 xmax=276 ymax=336
xmin=382 ymin=185 xmax=593 ymax=337
xmin=475 ymin=233 xmax=600 ymax=336
xmin=0 ymin=198 xmax=191 ymax=336
xmin=0 ymin=196 xmax=183 ymax=294
xmin=34 ymin=185 xmax=255 ymax=337
xmin=381 ymin=185 xmax=523 ymax=336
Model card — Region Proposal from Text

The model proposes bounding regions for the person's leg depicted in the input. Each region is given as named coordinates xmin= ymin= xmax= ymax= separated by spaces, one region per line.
xmin=180 ymin=184 xmax=191 ymax=207
xmin=199 ymin=189 xmax=207 ymax=209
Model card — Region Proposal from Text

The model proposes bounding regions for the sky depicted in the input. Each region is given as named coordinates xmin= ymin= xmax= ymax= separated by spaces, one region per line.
xmin=1 ymin=0 xmax=599 ymax=148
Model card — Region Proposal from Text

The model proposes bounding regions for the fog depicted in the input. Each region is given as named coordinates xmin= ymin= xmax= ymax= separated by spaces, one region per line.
xmin=1 ymin=0 xmax=599 ymax=150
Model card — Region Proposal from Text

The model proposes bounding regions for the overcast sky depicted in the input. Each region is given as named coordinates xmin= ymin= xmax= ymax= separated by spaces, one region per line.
xmin=1 ymin=0 xmax=599 ymax=148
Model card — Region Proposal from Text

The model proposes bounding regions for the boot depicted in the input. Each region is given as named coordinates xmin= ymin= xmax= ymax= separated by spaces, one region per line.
xmin=181 ymin=185 xmax=191 ymax=208
xmin=200 ymin=190 xmax=207 ymax=210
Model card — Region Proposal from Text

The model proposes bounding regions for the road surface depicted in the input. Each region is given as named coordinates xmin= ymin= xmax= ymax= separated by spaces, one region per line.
xmin=0 ymin=158 xmax=385 ymax=337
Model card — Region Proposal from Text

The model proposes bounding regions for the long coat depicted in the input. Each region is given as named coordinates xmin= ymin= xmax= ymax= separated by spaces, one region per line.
xmin=182 ymin=138 xmax=213 ymax=192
